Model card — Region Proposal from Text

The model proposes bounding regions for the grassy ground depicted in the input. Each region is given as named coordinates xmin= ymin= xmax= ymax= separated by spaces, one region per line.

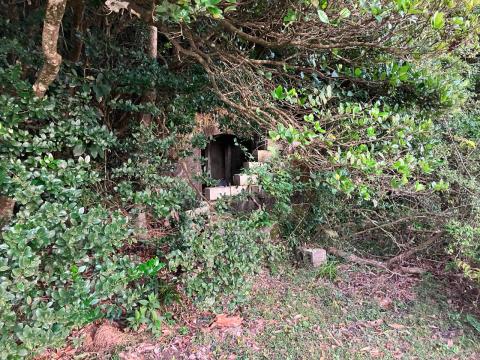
xmin=98 ymin=261 xmax=480 ymax=359
xmin=184 ymin=265 xmax=479 ymax=359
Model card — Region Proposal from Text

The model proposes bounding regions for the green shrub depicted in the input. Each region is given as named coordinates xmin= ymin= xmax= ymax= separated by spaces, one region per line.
xmin=446 ymin=219 xmax=480 ymax=282
xmin=111 ymin=123 xmax=196 ymax=221
xmin=0 ymin=63 xmax=174 ymax=357
xmin=0 ymin=204 xmax=133 ymax=356
xmin=168 ymin=212 xmax=280 ymax=308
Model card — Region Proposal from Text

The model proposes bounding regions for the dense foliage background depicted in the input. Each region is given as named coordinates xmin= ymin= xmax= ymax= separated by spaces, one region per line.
xmin=0 ymin=0 xmax=479 ymax=357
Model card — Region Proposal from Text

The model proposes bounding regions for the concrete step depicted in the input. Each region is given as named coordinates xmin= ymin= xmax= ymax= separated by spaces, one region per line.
xmin=266 ymin=139 xmax=283 ymax=151
xmin=233 ymin=174 xmax=258 ymax=186
xmin=253 ymin=150 xmax=272 ymax=163
xmin=204 ymin=185 xmax=248 ymax=201
xmin=249 ymin=184 xmax=263 ymax=194
xmin=243 ymin=161 xmax=263 ymax=170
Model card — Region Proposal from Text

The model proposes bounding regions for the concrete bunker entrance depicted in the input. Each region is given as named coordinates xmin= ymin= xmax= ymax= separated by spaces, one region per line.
xmin=203 ymin=134 xmax=254 ymax=186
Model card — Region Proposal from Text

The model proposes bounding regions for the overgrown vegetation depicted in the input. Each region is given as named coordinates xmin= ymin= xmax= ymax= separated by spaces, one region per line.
xmin=1 ymin=0 xmax=480 ymax=358
xmin=168 ymin=211 xmax=281 ymax=308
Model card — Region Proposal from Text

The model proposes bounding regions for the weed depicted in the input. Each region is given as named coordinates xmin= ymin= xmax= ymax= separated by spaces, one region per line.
xmin=179 ymin=326 xmax=189 ymax=335
xmin=316 ymin=260 xmax=339 ymax=281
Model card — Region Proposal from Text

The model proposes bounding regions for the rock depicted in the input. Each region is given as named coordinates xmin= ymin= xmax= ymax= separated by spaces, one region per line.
xmin=242 ymin=161 xmax=262 ymax=169
xmin=299 ymin=247 xmax=327 ymax=267
xmin=233 ymin=174 xmax=258 ymax=186
xmin=265 ymin=139 xmax=282 ymax=152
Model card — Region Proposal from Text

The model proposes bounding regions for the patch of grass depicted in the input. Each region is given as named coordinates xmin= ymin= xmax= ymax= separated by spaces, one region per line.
xmin=108 ymin=264 xmax=480 ymax=360
xmin=191 ymin=265 xmax=480 ymax=359
xmin=316 ymin=259 xmax=339 ymax=281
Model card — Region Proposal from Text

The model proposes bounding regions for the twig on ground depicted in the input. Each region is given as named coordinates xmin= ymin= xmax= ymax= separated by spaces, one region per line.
xmin=327 ymin=247 xmax=427 ymax=276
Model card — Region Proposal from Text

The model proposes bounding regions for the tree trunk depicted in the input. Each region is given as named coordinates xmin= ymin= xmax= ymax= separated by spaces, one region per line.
xmin=69 ymin=0 xmax=85 ymax=63
xmin=140 ymin=25 xmax=158 ymax=126
xmin=136 ymin=25 xmax=158 ymax=236
xmin=32 ymin=0 xmax=68 ymax=97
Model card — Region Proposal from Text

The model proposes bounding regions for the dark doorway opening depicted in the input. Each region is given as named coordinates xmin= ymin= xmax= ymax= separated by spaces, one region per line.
xmin=202 ymin=134 xmax=254 ymax=186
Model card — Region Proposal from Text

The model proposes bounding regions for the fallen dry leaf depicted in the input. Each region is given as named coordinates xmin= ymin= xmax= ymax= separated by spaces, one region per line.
xmin=388 ymin=323 xmax=407 ymax=330
xmin=293 ymin=314 xmax=303 ymax=321
xmin=209 ymin=314 xmax=243 ymax=329
xmin=377 ymin=297 xmax=393 ymax=310
xmin=370 ymin=348 xmax=382 ymax=358
xmin=162 ymin=327 xmax=173 ymax=336
xmin=365 ymin=319 xmax=384 ymax=327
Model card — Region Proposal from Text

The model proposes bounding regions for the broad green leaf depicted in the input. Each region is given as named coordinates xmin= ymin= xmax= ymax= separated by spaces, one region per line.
xmin=326 ymin=84 xmax=332 ymax=98
xmin=339 ymin=8 xmax=351 ymax=18
xmin=431 ymin=11 xmax=445 ymax=30
xmin=272 ymin=85 xmax=285 ymax=100
xmin=414 ymin=181 xmax=426 ymax=192
xmin=208 ymin=6 xmax=223 ymax=19
xmin=283 ymin=9 xmax=297 ymax=24
xmin=73 ymin=144 xmax=85 ymax=156
xmin=317 ymin=9 xmax=329 ymax=24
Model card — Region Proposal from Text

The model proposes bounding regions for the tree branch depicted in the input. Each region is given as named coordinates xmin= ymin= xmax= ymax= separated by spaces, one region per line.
xmin=68 ymin=0 xmax=85 ymax=62
xmin=328 ymin=247 xmax=427 ymax=275
xmin=33 ymin=0 xmax=68 ymax=97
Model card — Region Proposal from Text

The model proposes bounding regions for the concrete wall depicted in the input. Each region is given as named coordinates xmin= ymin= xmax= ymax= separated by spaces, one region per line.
xmin=174 ymin=148 xmax=202 ymax=196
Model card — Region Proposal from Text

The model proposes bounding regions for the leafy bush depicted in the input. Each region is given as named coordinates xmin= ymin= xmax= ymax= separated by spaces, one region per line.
xmin=168 ymin=212 xmax=281 ymax=308
xmin=112 ymin=123 xmax=196 ymax=221
xmin=442 ymin=98 xmax=480 ymax=282
xmin=0 ymin=204 xmax=132 ymax=356
xmin=446 ymin=220 xmax=480 ymax=282
xmin=0 ymin=62 xmax=175 ymax=357
xmin=316 ymin=260 xmax=339 ymax=281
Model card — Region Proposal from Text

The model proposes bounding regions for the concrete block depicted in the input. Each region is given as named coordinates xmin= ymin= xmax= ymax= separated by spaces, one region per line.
xmin=233 ymin=174 xmax=258 ymax=186
xmin=254 ymin=150 xmax=272 ymax=163
xmin=265 ymin=139 xmax=283 ymax=151
xmin=299 ymin=248 xmax=327 ymax=267
xmin=204 ymin=185 xmax=248 ymax=201
xmin=248 ymin=184 xmax=263 ymax=193
xmin=243 ymin=162 xmax=263 ymax=169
